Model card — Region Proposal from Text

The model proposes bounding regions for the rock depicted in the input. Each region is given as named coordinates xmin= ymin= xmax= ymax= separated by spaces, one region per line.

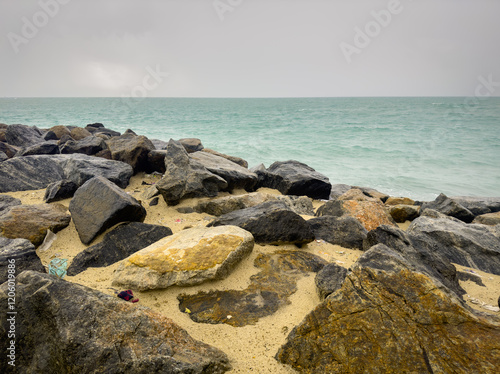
xmin=386 ymin=196 xmax=415 ymax=205
xmin=202 ymin=148 xmax=248 ymax=168
xmin=419 ymin=208 xmax=463 ymax=222
xmin=421 ymin=193 xmax=475 ymax=223
xmin=106 ymin=134 xmax=155 ymax=172
xmin=363 ymin=224 xmax=466 ymax=297
xmin=338 ymin=188 xmax=380 ymax=202
xmin=15 ymin=141 xmax=60 ymax=157
xmin=194 ymin=192 xmax=277 ymax=216
xmin=0 ymin=203 xmax=71 ymax=246
xmin=0 ymin=195 xmax=21 ymax=216
xmin=0 ymin=141 xmax=18 ymax=158
xmin=308 ymin=216 xmax=368 ymax=250
xmin=190 ymin=151 xmax=257 ymax=191
xmin=60 ymin=136 xmax=108 ymax=155
xmin=178 ymin=251 xmax=327 ymax=326
xmin=315 ymin=263 xmax=348 ymax=299
xmin=389 ymin=204 xmax=420 ymax=222
xmin=329 ymin=183 xmax=352 ymax=199
xmin=0 ymin=152 xmax=7 ymax=162
xmin=149 ymin=196 xmax=160 ymax=206
xmin=92 ymin=126 xmax=121 ymax=137
xmin=150 ymin=138 xmax=169 ymax=150
xmin=67 ymin=222 xmax=172 ymax=276
xmin=408 ymin=216 xmax=500 ymax=275
xmin=146 ymin=149 xmax=168 ymax=173
xmin=142 ymin=184 xmax=160 ymax=200
xmin=57 ymin=133 xmax=72 ymax=146
xmin=85 ymin=122 xmax=104 ymax=129
xmin=276 ymin=244 xmax=500 ymax=374
xmin=123 ymin=128 xmax=137 ymax=136
xmin=316 ymin=199 xmax=397 ymax=231
xmin=60 ymin=154 xmax=133 ymax=189
xmin=47 ymin=125 xmax=71 ymax=139
xmin=70 ymin=127 xmax=92 ymax=140
xmin=0 ymin=271 xmax=231 ymax=373
xmin=69 ymin=176 xmax=147 ymax=245
xmin=277 ymin=195 xmax=315 ymax=216
xmin=42 ymin=130 xmax=58 ymax=141
xmin=208 ymin=200 xmax=315 ymax=245
xmin=43 ymin=180 xmax=79 ymax=203
xmin=179 ymin=137 xmax=204 ymax=153
xmin=0 ymin=237 xmax=44 ymax=283
xmin=354 ymin=186 xmax=390 ymax=202
xmin=112 ymin=225 xmax=254 ymax=290
xmin=473 ymin=211 xmax=500 ymax=225
xmin=5 ymin=124 xmax=44 ymax=146
xmin=450 ymin=196 xmax=500 ymax=215
xmin=0 ymin=154 xmax=133 ymax=193
xmin=258 ymin=160 xmax=332 ymax=200
xmin=156 ymin=139 xmax=227 ymax=205
xmin=457 ymin=270 xmax=486 ymax=287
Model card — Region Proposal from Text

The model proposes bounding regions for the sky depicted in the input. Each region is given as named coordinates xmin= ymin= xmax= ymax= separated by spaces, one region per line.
xmin=1 ymin=0 xmax=499 ymax=98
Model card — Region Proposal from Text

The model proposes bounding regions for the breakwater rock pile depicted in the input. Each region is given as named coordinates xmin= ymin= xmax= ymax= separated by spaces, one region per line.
xmin=1 ymin=122 xmax=499 ymax=373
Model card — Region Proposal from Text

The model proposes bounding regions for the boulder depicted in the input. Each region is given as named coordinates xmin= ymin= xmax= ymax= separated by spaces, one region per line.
xmin=0 ymin=195 xmax=21 ymax=216
xmin=385 ymin=196 xmax=415 ymax=206
xmin=146 ymin=149 xmax=168 ymax=173
xmin=43 ymin=180 xmax=79 ymax=203
xmin=208 ymin=200 xmax=315 ymax=245
xmin=0 ymin=152 xmax=7 ymax=162
xmin=5 ymin=124 xmax=44 ymax=147
xmin=202 ymin=148 xmax=248 ymax=168
xmin=106 ymin=134 xmax=155 ymax=172
xmin=389 ymin=204 xmax=420 ymax=222
xmin=150 ymin=138 xmax=169 ymax=150
xmin=338 ymin=188 xmax=380 ymax=202
xmin=0 ymin=271 xmax=231 ymax=373
xmin=15 ymin=141 xmax=60 ymax=157
xmin=316 ymin=199 xmax=397 ymax=231
xmin=450 ymin=196 xmax=500 ymax=215
xmin=407 ymin=216 xmax=500 ymax=275
xmin=421 ymin=193 xmax=475 ymax=223
xmin=0 ymin=142 xmax=18 ymax=158
xmin=257 ymin=160 xmax=332 ymax=200
xmin=276 ymin=195 xmax=315 ymax=216
xmin=0 ymin=203 xmax=71 ymax=246
xmin=85 ymin=122 xmax=104 ymax=130
xmin=190 ymin=151 xmax=257 ymax=191
xmin=276 ymin=244 xmax=500 ymax=374
xmin=60 ymin=136 xmax=108 ymax=155
xmin=42 ymin=130 xmax=58 ymax=141
xmin=156 ymin=139 xmax=227 ymax=205
xmin=69 ymin=176 xmax=147 ymax=245
xmin=363 ymin=224 xmax=465 ymax=297
xmin=47 ymin=125 xmax=71 ymax=139
xmin=67 ymin=222 xmax=173 ymax=276
xmin=92 ymin=126 xmax=121 ymax=137
xmin=178 ymin=251 xmax=327 ymax=327
xmin=179 ymin=137 xmax=204 ymax=153
xmin=473 ymin=211 xmax=500 ymax=225
xmin=329 ymin=183 xmax=352 ymax=199
xmin=70 ymin=127 xmax=92 ymax=140
xmin=112 ymin=225 xmax=254 ymax=291
xmin=354 ymin=186 xmax=390 ymax=202
xmin=194 ymin=192 xmax=276 ymax=216
xmin=315 ymin=263 xmax=348 ymax=299
xmin=0 ymin=237 xmax=44 ymax=283
xmin=308 ymin=215 xmax=368 ymax=250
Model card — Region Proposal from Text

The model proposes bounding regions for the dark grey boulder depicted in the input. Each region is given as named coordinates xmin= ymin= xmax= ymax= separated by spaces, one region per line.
xmin=329 ymin=183 xmax=352 ymax=199
xmin=256 ymin=160 xmax=332 ymax=200
xmin=450 ymin=196 xmax=500 ymax=215
xmin=363 ymin=224 xmax=466 ymax=297
xmin=202 ymin=148 xmax=249 ymax=168
xmin=0 ymin=152 xmax=7 ymax=162
xmin=421 ymin=193 xmax=475 ymax=223
xmin=190 ymin=151 xmax=257 ymax=191
xmin=5 ymin=124 xmax=44 ymax=147
xmin=69 ymin=176 xmax=147 ymax=245
xmin=43 ymin=180 xmax=79 ymax=203
xmin=86 ymin=125 xmax=121 ymax=138
xmin=150 ymin=138 xmax=169 ymax=150
xmin=67 ymin=222 xmax=172 ymax=276
xmin=308 ymin=216 xmax=368 ymax=250
xmin=15 ymin=141 xmax=60 ymax=157
xmin=208 ymin=200 xmax=315 ymax=245
xmin=60 ymin=136 xmax=108 ymax=155
xmin=42 ymin=130 xmax=58 ymax=141
xmin=0 ymin=237 xmax=45 ymax=283
xmin=106 ymin=134 xmax=155 ymax=172
xmin=0 ymin=271 xmax=231 ymax=374
xmin=315 ymin=263 xmax=348 ymax=299
xmin=0 ymin=195 xmax=21 ymax=216
xmin=407 ymin=216 xmax=500 ymax=275
xmin=156 ymin=139 xmax=227 ymax=205
xmin=179 ymin=137 xmax=204 ymax=153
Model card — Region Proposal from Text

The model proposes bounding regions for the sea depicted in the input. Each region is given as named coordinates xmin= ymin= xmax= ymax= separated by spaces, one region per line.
xmin=1 ymin=97 xmax=499 ymax=201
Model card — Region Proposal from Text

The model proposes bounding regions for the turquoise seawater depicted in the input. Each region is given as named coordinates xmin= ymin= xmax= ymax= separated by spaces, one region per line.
xmin=1 ymin=97 xmax=499 ymax=201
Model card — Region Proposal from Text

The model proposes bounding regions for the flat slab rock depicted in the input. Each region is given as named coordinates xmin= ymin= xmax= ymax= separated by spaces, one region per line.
xmin=178 ymin=251 xmax=328 ymax=327
xmin=112 ymin=225 xmax=254 ymax=290
xmin=0 ymin=271 xmax=231 ymax=373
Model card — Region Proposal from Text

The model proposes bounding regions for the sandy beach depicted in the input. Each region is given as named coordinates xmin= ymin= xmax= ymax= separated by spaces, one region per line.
xmin=2 ymin=173 xmax=498 ymax=373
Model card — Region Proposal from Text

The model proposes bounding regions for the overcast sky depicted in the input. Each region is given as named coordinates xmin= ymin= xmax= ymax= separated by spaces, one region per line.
xmin=1 ymin=0 xmax=499 ymax=97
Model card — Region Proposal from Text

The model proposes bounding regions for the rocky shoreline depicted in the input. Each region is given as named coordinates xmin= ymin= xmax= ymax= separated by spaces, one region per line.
xmin=1 ymin=122 xmax=499 ymax=373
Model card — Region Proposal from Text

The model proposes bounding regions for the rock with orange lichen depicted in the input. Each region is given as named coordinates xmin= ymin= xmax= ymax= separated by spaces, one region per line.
xmin=0 ymin=271 xmax=231 ymax=373
xmin=276 ymin=244 xmax=500 ymax=373
xmin=316 ymin=199 xmax=396 ymax=231
xmin=112 ymin=225 xmax=254 ymax=290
